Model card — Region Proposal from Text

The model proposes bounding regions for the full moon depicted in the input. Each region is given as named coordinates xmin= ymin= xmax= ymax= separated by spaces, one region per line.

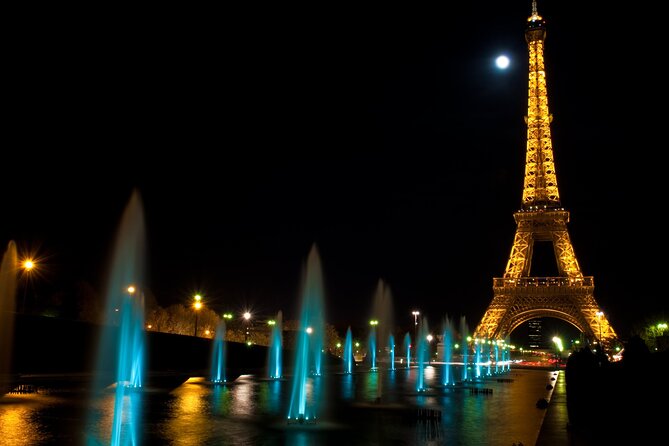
xmin=495 ymin=55 xmax=510 ymax=69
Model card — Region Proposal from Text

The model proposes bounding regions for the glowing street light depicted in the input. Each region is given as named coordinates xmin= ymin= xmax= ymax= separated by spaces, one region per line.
xmin=412 ymin=310 xmax=420 ymax=344
xmin=23 ymin=259 xmax=35 ymax=271
xmin=193 ymin=294 xmax=203 ymax=337
xmin=20 ymin=258 xmax=37 ymax=313
xmin=243 ymin=311 xmax=252 ymax=342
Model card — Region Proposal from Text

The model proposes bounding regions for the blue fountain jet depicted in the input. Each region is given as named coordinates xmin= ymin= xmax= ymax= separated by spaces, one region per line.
xmin=343 ymin=327 xmax=353 ymax=374
xmin=210 ymin=320 xmax=227 ymax=383
xmin=288 ymin=245 xmax=325 ymax=423
xmin=268 ymin=311 xmax=283 ymax=379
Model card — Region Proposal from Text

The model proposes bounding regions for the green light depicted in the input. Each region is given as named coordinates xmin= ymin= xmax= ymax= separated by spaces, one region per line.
xmin=267 ymin=320 xmax=276 ymax=325
xmin=369 ymin=320 xmax=378 ymax=326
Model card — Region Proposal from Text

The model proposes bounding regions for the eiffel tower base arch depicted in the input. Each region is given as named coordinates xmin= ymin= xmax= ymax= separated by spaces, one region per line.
xmin=473 ymin=277 xmax=617 ymax=351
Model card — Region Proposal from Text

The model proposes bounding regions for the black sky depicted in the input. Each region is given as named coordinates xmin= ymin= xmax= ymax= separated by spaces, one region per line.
xmin=5 ymin=1 xmax=667 ymax=338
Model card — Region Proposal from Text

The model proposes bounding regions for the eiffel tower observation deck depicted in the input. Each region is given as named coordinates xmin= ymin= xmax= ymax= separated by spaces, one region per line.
xmin=473 ymin=1 xmax=618 ymax=353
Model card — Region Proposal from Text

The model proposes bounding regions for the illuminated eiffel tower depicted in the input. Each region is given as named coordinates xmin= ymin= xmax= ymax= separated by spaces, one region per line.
xmin=473 ymin=1 xmax=617 ymax=351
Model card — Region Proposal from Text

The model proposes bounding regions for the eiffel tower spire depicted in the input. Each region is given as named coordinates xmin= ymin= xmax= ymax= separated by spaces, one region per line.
xmin=523 ymin=0 xmax=560 ymax=209
xmin=473 ymin=1 xmax=618 ymax=352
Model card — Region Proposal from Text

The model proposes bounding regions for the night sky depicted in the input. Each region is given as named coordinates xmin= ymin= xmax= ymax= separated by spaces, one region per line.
xmin=5 ymin=2 xmax=667 ymax=339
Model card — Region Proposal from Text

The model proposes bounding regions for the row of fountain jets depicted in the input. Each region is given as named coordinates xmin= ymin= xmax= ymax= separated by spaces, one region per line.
xmin=0 ymin=190 xmax=510 ymax=443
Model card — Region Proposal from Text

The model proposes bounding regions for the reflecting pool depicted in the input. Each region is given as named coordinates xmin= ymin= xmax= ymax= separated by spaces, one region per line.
xmin=0 ymin=366 xmax=556 ymax=445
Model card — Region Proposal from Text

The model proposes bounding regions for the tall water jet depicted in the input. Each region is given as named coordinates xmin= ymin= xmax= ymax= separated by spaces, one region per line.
xmin=503 ymin=337 xmax=511 ymax=371
xmin=460 ymin=316 xmax=469 ymax=382
xmin=368 ymin=323 xmax=377 ymax=371
xmin=416 ymin=318 xmax=429 ymax=392
xmin=0 ymin=240 xmax=18 ymax=394
xmin=369 ymin=279 xmax=395 ymax=371
xmin=210 ymin=319 xmax=227 ymax=383
xmin=267 ymin=311 xmax=282 ymax=379
xmin=343 ymin=326 xmax=353 ymax=374
xmin=86 ymin=189 xmax=147 ymax=446
xmin=403 ymin=333 xmax=411 ymax=368
xmin=287 ymin=244 xmax=325 ymax=423
xmin=388 ymin=334 xmax=395 ymax=371
xmin=441 ymin=316 xmax=454 ymax=386
xmin=474 ymin=339 xmax=483 ymax=379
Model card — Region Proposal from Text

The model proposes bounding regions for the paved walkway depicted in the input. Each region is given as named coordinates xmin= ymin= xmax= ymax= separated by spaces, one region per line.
xmin=534 ymin=369 xmax=590 ymax=445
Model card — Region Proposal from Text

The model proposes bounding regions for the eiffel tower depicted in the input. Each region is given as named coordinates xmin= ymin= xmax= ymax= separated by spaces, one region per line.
xmin=473 ymin=1 xmax=617 ymax=351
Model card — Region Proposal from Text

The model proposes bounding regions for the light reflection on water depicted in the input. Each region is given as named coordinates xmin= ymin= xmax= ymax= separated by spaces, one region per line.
xmin=0 ymin=367 xmax=555 ymax=446
xmin=0 ymin=395 xmax=50 ymax=446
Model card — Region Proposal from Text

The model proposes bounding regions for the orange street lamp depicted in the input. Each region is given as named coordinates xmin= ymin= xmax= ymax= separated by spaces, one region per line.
xmin=193 ymin=294 xmax=203 ymax=337
xmin=20 ymin=258 xmax=37 ymax=313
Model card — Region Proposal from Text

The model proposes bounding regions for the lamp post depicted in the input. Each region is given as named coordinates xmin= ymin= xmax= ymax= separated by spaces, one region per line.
xmin=243 ymin=311 xmax=252 ymax=343
xmin=370 ymin=319 xmax=379 ymax=369
xmin=412 ymin=310 xmax=420 ymax=343
xmin=20 ymin=258 xmax=36 ymax=313
xmin=193 ymin=294 xmax=203 ymax=337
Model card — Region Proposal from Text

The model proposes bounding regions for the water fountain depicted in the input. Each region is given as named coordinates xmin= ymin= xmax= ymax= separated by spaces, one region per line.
xmin=416 ymin=317 xmax=429 ymax=392
xmin=267 ymin=310 xmax=282 ymax=379
xmin=369 ymin=279 xmax=394 ymax=371
xmin=460 ymin=316 xmax=469 ymax=382
xmin=0 ymin=240 xmax=18 ymax=395
xmin=503 ymin=338 xmax=511 ymax=371
xmin=210 ymin=319 xmax=226 ymax=383
xmin=403 ymin=332 xmax=411 ymax=368
xmin=86 ymin=189 xmax=147 ymax=446
xmin=441 ymin=316 xmax=454 ymax=386
xmin=388 ymin=334 xmax=395 ymax=371
xmin=287 ymin=244 xmax=325 ymax=423
xmin=368 ymin=323 xmax=377 ymax=371
xmin=343 ymin=326 xmax=353 ymax=374
xmin=475 ymin=339 xmax=483 ymax=379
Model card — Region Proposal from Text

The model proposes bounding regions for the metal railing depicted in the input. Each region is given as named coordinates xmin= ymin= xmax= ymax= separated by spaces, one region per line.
xmin=493 ymin=276 xmax=593 ymax=288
